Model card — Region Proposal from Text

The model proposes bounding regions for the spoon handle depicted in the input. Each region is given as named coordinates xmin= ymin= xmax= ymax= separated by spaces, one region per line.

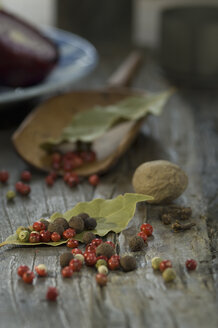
xmin=107 ymin=51 xmax=143 ymax=89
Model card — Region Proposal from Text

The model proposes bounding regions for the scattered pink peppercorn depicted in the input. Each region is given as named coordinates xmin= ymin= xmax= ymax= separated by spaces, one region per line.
xmin=80 ymin=151 xmax=96 ymax=163
xmin=22 ymin=270 xmax=35 ymax=284
xmin=96 ymin=273 xmax=107 ymax=286
xmin=140 ymin=223 xmax=153 ymax=236
xmin=51 ymin=232 xmax=61 ymax=242
xmin=108 ymin=256 xmax=120 ymax=270
xmin=49 ymin=171 xmax=58 ymax=180
xmin=29 ymin=232 xmax=40 ymax=243
xmin=40 ymin=230 xmax=51 ymax=242
xmin=45 ymin=175 xmax=54 ymax=186
xmin=0 ymin=170 xmax=9 ymax=183
xmin=91 ymin=238 xmax=103 ymax=247
xmin=71 ymin=248 xmax=83 ymax=255
xmin=96 ymin=255 xmax=108 ymax=262
xmin=63 ymin=228 xmax=76 ymax=240
xmin=67 ymin=238 xmax=79 ymax=249
xmin=88 ymin=174 xmax=99 ymax=186
xmin=17 ymin=265 xmax=29 ymax=277
xmin=62 ymin=266 xmax=73 ymax=278
xmin=110 ymin=254 xmax=120 ymax=261
xmin=85 ymin=252 xmax=97 ymax=266
xmin=33 ymin=221 xmax=46 ymax=232
xmin=137 ymin=231 xmax=148 ymax=242
xmin=67 ymin=174 xmax=79 ymax=187
xmin=69 ymin=258 xmax=82 ymax=272
xmin=186 ymin=259 xmax=197 ymax=271
xmin=35 ymin=264 xmax=47 ymax=277
xmin=86 ymin=244 xmax=97 ymax=253
xmin=15 ymin=181 xmax=24 ymax=192
xmin=159 ymin=260 xmax=172 ymax=272
xmin=19 ymin=184 xmax=31 ymax=196
xmin=46 ymin=287 xmax=58 ymax=301
xmin=51 ymin=152 xmax=62 ymax=164
xmin=21 ymin=170 xmax=32 ymax=182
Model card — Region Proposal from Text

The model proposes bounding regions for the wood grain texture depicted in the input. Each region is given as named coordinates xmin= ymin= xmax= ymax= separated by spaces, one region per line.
xmin=0 ymin=45 xmax=218 ymax=328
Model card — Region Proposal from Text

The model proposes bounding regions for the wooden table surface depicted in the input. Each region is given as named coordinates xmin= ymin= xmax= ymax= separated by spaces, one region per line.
xmin=0 ymin=45 xmax=218 ymax=328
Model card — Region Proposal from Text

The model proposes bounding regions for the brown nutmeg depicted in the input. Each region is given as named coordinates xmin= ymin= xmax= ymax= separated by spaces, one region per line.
xmin=60 ymin=252 xmax=74 ymax=268
xmin=84 ymin=217 xmax=97 ymax=230
xmin=120 ymin=255 xmax=137 ymax=272
xmin=83 ymin=231 xmax=96 ymax=244
xmin=54 ymin=217 xmax=69 ymax=230
xmin=129 ymin=235 xmax=144 ymax=252
xmin=48 ymin=222 xmax=65 ymax=235
xmin=96 ymin=243 xmax=115 ymax=259
xmin=69 ymin=216 xmax=84 ymax=233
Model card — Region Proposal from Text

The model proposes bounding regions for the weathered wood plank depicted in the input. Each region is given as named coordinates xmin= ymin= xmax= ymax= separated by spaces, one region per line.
xmin=0 ymin=47 xmax=218 ymax=328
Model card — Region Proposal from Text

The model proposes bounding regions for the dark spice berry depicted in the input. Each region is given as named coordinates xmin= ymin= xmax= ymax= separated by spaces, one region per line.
xmin=120 ymin=255 xmax=137 ymax=272
xmin=186 ymin=259 xmax=197 ymax=271
xmin=0 ymin=170 xmax=9 ymax=183
xmin=60 ymin=252 xmax=74 ymax=268
xmin=68 ymin=216 xmax=84 ymax=233
xmin=140 ymin=223 xmax=153 ymax=236
xmin=29 ymin=232 xmax=40 ymax=243
xmin=71 ymin=248 xmax=83 ymax=255
xmin=54 ymin=217 xmax=69 ymax=230
xmin=91 ymin=238 xmax=103 ymax=247
xmin=129 ymin=235 xmax=144 ymax=252
xmin=21 ymin=170 xmax=32 ymax=182
xmin=39 ymin=218 xmax=49 ymax=230
xmin=19 ymin=184 xmax=31 ymax=196
xmin=67 ymin=238 xmax=79 ymax=248
xmin=83 ymin=231 xmax=96 ymax=244
xmin=48 ymin=222 xmax=65 ymax=236
xmin=46 ymin=287 xmax=58 ymax=301
xmin=69 ymin=258 xmax=82 ymax=272
xmin=84 ymin=217 xmax=97 ymax=230
xmin=159 ymin=260 xmax=172 ymax=272
xmin=85 ymin=252 xmax=97 ymax=266
xmin=33 ymin=221 xmax=46 ymax=232
xmin=108 ymin=256 xmax=120 ymax=270
xmin=62 ymin=266 xmax=73 ymax=278
xmin=35 ymin=264 xmax=47 ymax=277
xmin=78 ymin=212 xmax=89 ymax=221
xmin=22 ymin=270 xmax=35 ymax=284
xmin=15 ymin=181 xmax=24 ymax=192
xmin=96 ymin=243 xmax=115 ymax=259
xmin=45 ymin=175 xmax=54 ymax=186
xmin=137 ymin=231 xmax=148 ymax=242
xmin=40 ymin=230 xmax=51 ymax=242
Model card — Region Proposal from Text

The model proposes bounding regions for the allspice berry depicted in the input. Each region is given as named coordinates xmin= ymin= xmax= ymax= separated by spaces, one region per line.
xmin=60 ymin=252 xmax=74 ymax=268
xmin=96 ymin=243 xmax=115 ymax=259
xmin=39 ymin=218 xmax=49 ymax=230
xmin=48 ymin=222 xmax=65 ymax=235
xmin=69 ymin=216 xmax=84 ymax=233
xmin=54 ymin=217 xmax=69 ymax=230
xmin=129 ymin=235 xmax=144 ymax=252
xmin=151 ymin=257 xmax=163 ymax=270
xmin=83 ymin=231 xmax=96 ymax=244
xmin=162 ymin=268 xmax=176 ymax=282
xmin=78 ymin=213 xmax=90 ymax=221
xmin=120 ymin=255 xmax=137 ymax=272
xmin=84 ymin=217 xmax=97 ymax=230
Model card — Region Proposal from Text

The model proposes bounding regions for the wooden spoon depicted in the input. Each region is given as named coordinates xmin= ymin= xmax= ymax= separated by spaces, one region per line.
xmin=12 ymin=52 xmax=145 ymax=176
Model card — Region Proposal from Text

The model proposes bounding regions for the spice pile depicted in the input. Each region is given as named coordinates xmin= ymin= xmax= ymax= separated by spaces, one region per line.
xmin=160 ymin=205 xmax=196 ymax=232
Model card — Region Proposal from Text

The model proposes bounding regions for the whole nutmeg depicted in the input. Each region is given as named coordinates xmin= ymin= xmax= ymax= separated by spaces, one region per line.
xmin=129 ymin=235 xmax=144 ymax=252
xmin=132 ymin=160 xmax=188 ymax=204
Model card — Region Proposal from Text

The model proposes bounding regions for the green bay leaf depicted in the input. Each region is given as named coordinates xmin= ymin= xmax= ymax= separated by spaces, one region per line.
xmin=40 ymin=90 xmax=173 ymax=151
xmin=0 ymin=193 xmax=152 ymax=247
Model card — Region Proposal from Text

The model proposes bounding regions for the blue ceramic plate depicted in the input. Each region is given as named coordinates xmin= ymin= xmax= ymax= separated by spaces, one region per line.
xmin=0 ymin=26 xmax=98 ymax=105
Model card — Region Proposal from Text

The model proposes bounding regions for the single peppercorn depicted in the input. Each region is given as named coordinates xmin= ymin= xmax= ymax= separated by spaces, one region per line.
xmin=51 ymin=232 xmax=61 ymax=242
xmin=62 ymin=228 xmax=76 ymax=240
xmin=85 ymin=253 xmax=97 ymax=266
xmin=33 ymin=221 xmax=45 ymax=232
xmin=67 ymin=239 xmax=79 ymax=249
xmin=54 ymin=217 xmax=69 ymax=230
xmin=17 ymin=265 xmax=29 ymax=277
xmin=96 ymin=243 xmax=115 ymax=259
xmin=48 ymin=222 xmax=65 ymax=236
xmin=60 ymin=252 xmax=74 ymax=268
xmin=162 ymin=268 xmax=176 ymax=282
xmin=39 ymin=218 xmax=49 ymax=230
xmin=69 ymin=216 xmax=84 ymax=233
xmin=6 ymin=190 xmax=16 ymax=201
xmin=83 ymin=231 xmax=96 ymax=244
xmin=62 ymin=266 xmax=73 ymax=278
xmin=21 ymin=170 xmax=32 ymax=182
xmin=18 ymin=230 xmax=30 ymax=242
xmin=69 ymin=258 xmax=82 ymax=272
xmin=91 ymin=238 xmax=103 ymax=247
xmin=0 ymin=170 xmax=9 ymax=183
xmin=22 ymin=270 xmax=35 ymax=284
xmin=96 ymin=273 xmax=107 ymax=286
xmin=29 ymin=232 xmax=40 ymax=243
xmin=129 ymin=235 xmax=144 ymax=252
xmin=16 ymin=226 xmax=27 ymax=237
xmin=120 ymin=255 xmax=137 ymax=272
xmin=186 ymin=259 xmax=197 ymax=271
xmin=84 ymin=217 xmax=97 ymax=230
xmin=46 ymin=287 xmax=58 ymax=301
xmin=98 ymin=265 xmax=108 ymax=275
xmin=78 ymin=213 xmax=90 ymax=221
xmin=108 ymin=256 xmax=120 ymax=270
xmin=71 ymin=248 xmax=83 ymax=256
xmin=151 ymin=257 xmax=163 ymax=270
xmin=95 ymin=259 xmax=108 ymax=269
xmin=89 ymin=174 xmax=99 ymax=186
xmin=140 ymin=223 xmax=153 ymax=236
xmin=74 ymin=254 xmax=84 ymax=263
xmin=40 ymin=230 xmax=51 ymax=242
xmin=35 ymin=264 xmax=47 ymax=277
xmin=159 ymin=260 xmax=172 ymax=272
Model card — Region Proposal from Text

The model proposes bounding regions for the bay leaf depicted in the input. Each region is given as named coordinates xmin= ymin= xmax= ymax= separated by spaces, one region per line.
xmin=40 ymin=90 xmax=172 ymax=151
xmin=0 ymin=193 xmax=152 ymax=247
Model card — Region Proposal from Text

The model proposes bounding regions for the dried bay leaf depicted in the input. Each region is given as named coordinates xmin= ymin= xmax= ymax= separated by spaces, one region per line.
xmin=0 ymin=193 xmax=152 ymax=247
xmin=41 ymin=91 xmax=172 ymax=151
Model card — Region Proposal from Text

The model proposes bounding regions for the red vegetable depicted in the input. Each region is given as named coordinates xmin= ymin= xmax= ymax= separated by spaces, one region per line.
xmin=0 ymin=9 xmax=59 ymax=87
